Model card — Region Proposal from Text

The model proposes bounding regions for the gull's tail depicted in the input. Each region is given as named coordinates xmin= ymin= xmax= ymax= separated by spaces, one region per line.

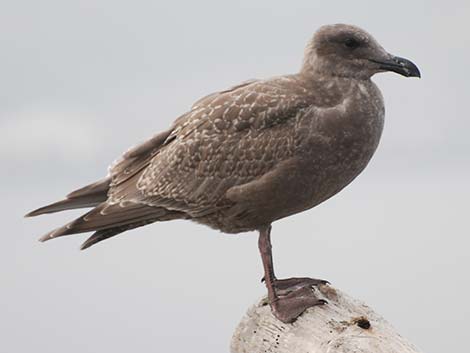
xmin=25 ymin=176 xmax=186 ymax=249
xmin=31 ymin=200 xmax=184 ymax=250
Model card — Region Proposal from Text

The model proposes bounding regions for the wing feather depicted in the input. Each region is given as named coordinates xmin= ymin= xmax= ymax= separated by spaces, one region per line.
xmin=135 ymin=77 xmax=312 ymax=216
xmin=25 ymin=178 xmax=111 ymax=217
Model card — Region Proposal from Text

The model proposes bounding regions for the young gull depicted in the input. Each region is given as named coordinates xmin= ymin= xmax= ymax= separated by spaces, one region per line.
xmin=26 ymin=24 xmax=420 ymax=323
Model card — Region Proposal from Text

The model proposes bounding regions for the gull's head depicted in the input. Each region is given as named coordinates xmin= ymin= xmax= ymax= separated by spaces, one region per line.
xmin=302 ymin=24 xmax=421 ymax=80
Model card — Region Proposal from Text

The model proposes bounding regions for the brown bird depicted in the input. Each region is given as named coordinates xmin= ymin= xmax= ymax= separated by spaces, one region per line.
xmin=26 ymin=24 xmax=420 ymax=323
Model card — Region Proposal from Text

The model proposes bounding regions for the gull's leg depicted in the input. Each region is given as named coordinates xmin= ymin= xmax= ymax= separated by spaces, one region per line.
xmin=258 ymin=225 xmax=277 ymax=304
xmin=258 ymin=225 xmax=327 ymax=323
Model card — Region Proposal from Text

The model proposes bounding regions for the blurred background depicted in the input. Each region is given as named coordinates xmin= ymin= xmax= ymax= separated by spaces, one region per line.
xmin=1 ymin=1 xmax=469 ymax=352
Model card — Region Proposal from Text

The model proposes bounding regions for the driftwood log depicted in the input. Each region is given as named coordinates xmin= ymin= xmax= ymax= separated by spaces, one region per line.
xmin=231 ymin=285 xmax=422 ymax=353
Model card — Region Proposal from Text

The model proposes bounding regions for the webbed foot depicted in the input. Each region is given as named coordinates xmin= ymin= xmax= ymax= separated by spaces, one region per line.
xmin=270 ymin=286 xmax=327 ymax=323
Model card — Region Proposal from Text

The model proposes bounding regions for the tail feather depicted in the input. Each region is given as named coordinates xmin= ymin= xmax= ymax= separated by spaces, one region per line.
xmin=25 ymin=178 xmax=110 ymax=217
xmin=38 ymin=201 xmax=181 ymax=243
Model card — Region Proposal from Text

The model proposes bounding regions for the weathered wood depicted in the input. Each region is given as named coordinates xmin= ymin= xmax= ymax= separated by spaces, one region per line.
xmin=231 ymin=285 xmax=422 ymax=353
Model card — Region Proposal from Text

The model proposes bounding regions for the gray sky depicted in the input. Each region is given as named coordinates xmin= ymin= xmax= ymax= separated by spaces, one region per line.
xmin=1 ymin=1 xmax=469 ymax=352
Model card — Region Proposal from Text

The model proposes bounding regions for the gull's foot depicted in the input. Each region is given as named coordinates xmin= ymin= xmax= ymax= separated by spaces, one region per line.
xmin=270 ymin=286 xmax=327 ymax=323
xmin=271 ymin=277 xmax=329 ymax=296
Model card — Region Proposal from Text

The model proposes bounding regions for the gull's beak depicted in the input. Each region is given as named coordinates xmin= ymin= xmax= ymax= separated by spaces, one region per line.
xmin=371 ymin=55 xmax=421 ymax=78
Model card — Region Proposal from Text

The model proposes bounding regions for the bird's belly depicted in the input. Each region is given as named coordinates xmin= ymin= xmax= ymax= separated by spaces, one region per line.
xmin=304 ymin=140 xmax=376 ymax=208
xmin=260 ymin=119 xmax=381 ymax=226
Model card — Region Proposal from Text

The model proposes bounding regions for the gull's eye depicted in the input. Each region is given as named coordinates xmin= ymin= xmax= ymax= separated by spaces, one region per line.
xmin=344 ymin=38 xmax=360 ymax=49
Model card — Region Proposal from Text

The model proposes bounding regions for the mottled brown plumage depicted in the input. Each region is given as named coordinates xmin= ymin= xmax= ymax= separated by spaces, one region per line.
xmin=26 ymin=24 xmax=420 ymax=323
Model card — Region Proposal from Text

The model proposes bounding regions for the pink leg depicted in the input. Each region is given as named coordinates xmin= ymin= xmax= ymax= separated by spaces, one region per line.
xmin=258 ymin=225 xmax=327 ymax=323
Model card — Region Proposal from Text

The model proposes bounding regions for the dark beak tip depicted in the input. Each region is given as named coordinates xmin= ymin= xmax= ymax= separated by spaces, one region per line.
xmin=395 ymin=56 xmax=421 ymax=79
xmin=408 ymin=70 xmax=421 ymax=79
xmin=372 ymin=56 xmax=421 ymax=78
xmin=407 ymin=63 xmax=421 ymax=79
